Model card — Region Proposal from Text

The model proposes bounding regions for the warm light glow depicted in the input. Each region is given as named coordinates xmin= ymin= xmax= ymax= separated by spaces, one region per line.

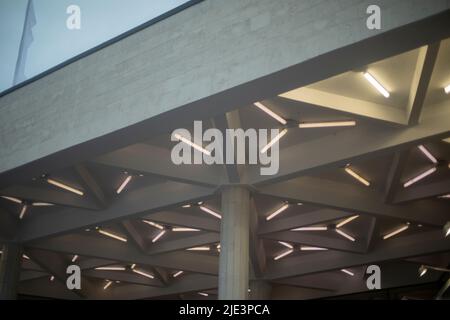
xmin=19 ymin=205 xmax=27 ymax=219
xmin=341 ymin=269 xmax=354 ymax=276
xmin=72 ymin=255 xmax=79 ymax=263
xmin=278 ymin=241 xmax=293 ymax=249
xmin=274 ymin=249 xmax=293 ymax=261
xmin=142 ymin=220 xmax=164 ymax=230
xmin=198 ymin=292 xmax=209 ymax=297
xmin=174 ymin=133 xmax=211 ymax=156
xmin=403 ymin=167 xmax=437 ymax=188
xmin=50 ymin=276 xmax=55 ymax=281
xmin=419 ymin=265 xmax=428 ymax=277
xmin=22 ymin=254 xmax=30 ymax=260
xmin=445 ymin=84 xmax=450 ymax=94
xmin=186 ymin=246 xmax=210 ymax=251
xmin=152 ymin=230 xmax=166 ymax=243
xmin=291 ymin=226 xmax=327 ymax=231
xmin=116 ymin=175 xmax=132 ymax=194
xmin=336 ymin=215 xmax=360 ymax=228
xmin=200 ymin=206 xmax=222 ymax=219
xmin=418 ymin=145 xmax=438 ymax=164
xmin=132 ymin=269 xmax=154 ymax=279
xmin=172 ymin=227 xmax=200 ymax=232
xmin=31 ymin=202 xmax=54 ymax=206
xmin=300 ymin=246 xmax=328 ymax=251
xmin=95 ymin=266 xmax=126 ymax=271
xmin=299 ymin=121 xmax=356 ymax=128
xmin=266 ymin=203 xmax=289 ymax=221
xmin=345 ymin=166 xmax=370 ymax=186
xmin=47 ymin=178 xmax=84 ymax=196
xmin=173 ymin=271 xmax=184 ymax=278
xmin=254 ymin=102 xmax=287 ymax=125
xmin=98 ymin=229 xmax=127 ymax=242
xmin=103 ymin=280 xmax=112 ymax=290
xmin=383 ymin=225 xmax=409 ymax=240
xmin=363 ymin=72 xmax=390 ymax=98
xmin=261 ymin=129 xmax=288 ymax=154
xmin=182 ymin=204 xmax=192 ymax=208
xmin=335 ymin=229 xmax=356 ymax=242
xmin=131 ymin=264 xmax=136 ymax=269
xmin=1 ymin=196 xmax=22 ymax=204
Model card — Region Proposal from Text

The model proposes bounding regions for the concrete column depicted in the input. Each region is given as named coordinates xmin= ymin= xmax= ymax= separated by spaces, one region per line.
xmin=0 ymin=243 xmax=22 ymax=300
xmin=249 ymin=280 xmax=272 ymax=300
xmin=219 ymin=186 xmax=250 ymax=300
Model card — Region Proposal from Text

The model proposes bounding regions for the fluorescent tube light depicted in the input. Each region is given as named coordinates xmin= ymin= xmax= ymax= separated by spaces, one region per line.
xmin=72 ymin=255 xmax=78 ymax=263
xmin=345 ymin=166 xmax=370 ymax=186
xmin=200 ymin=206 xmax=222 ymax=219
xmin=445 ymin=84 xmax=450 ymax=94
xmin=131 ymin=264 xmax=136 ymax=269
xmin=336 ymin=215 xmax=360 ymax=228
xmin=172 ymin=227 xmax=200 ymax=232
xmin=22 ymin=254 xmax=30 ymax=260
xmin=418 ymin=145 xmax=438 ymax=164
xmin=300 ymin=246 xmax=328 ymax=251
xmin=198 ymin=292 xmax=209 ymax=297
xmin=19 ymin=205 xmax=27 ymax=219
xmin=103 ymin=280 xmax=112 ymax=290
xmin=173 ymin=271 xmax=184 ymax=278
xmin=182 ymin=204 xmax=192 ymax=208
xmin=116 ymin=175 xmax=132 ymax=194
xmin=152 ymin=230 xmax=166 ymax=243
xmin=335 ymin=229 xmax=356 ymax=242
xmin=174 ymin=133 xmax=211 ymax=156
xmin=1 ymin=196 xmax=22 ymax=204
xmin=278 ymin=241 xmax=293 ymax=249
xmin=98 ymin=229 xmax=127 ymax=242
xmin=31 ymin=202 xmax=54 ymax=206
xmin=403 ymin=167 xmax=437 ymax=188
xmin=363 ymin=72 xmax=390 ymax=98
xmin=341 ymin=269 xmax=354 ymax=276
xmin=95 ymin=266 xmax=126 ymax=271
xmin=439 ymin=194 xmax=450 ymax=199
xmin=274 ymin=249 xmax=293 ymax=261
xmin=132 ymin=269 xmax=154 ymax=279
xmin=254 ymin=102 xmax=287 ymax=125
xmin=186 ymin=246 xmax=210 ymax=251
xmin=383 ymin=225 xmax=409 ymax=240
xmin=261 ymin=129 xmax=288 ymax=154
xmin=47 ymin=178 xmax=84 ymax=196
xmin=299 ymin=121 xmax=356 ymax=128
xmin=266 ymin=203 xmax=289 ymax=221
xmin=444 ymin=222 xmax=450 ymax=237
xmin=291 ymin=226 xmax=327 ymax=231
xmin=142 ymin=220 xmax=164 ymax=230
xmin=419 ymin=265 xmax=428 ymax=277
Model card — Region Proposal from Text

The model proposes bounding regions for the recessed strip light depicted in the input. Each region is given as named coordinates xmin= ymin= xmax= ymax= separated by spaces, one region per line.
xmin=103 ymin=280 xmax=113 ymax=290
xmin=403 ymin=167 xmax=437 ymax=188
xmin=199 ymin=206 xmax=222 ymax=219
xmin=363 ymin=72 xmax=390 ymax=98
xmin=22 ymin=254 xmax=30 ymax=260
xmin=19 ymin=205 xmax=27 ymax=219
xmin=345 ymin=166 xmax=370 ymax=186
xmin=253 ymin=102 xmax=287 ymax=125
xmin=335 ymin=229 xmax=356 ymax=242
xmin=383 ymin=225 xmax=409 ymax=240
xmin=274 ymin=249 xmax=293 ymax=261
xmin=198 ymin=292 xmax=209 ymax=297
xmin=291 ymin=226 xmax=327 ymax=231
xmin=142 ymin=220 xmax=164 ymax=230
xmin=440 ymin=194 xmax=450 ymax=199
xmin=95 ymin=266 xmax=126 ymax=271
xmin=116 ymin=175 xmax=132 ymax=194
xmin=46 ymin=178 xmax=84 ymax=196
xmin=298 ymin=121 xmax=356 ymax=128
xmin=31 ymin=202 xmax=54 ymax=206
xmin=1 ymin=196 xmax=22 ymax=204
xmin=173 ymin=271 xmax=184 ymax=278
xmin=341 ymin=269 xmax=354 ymax=276
xmin=174 ymin=133 xmax=211 ymax=156
xmin=152 ymin=230 xmax=166 ymax=243
xmin=172 ymin=227 xmax=200 ymax=232
xmin=186 ymin=246 xmax=210 ymax=251
xmin=278 ymin=241 xmax=293 ymax=249
xmin=444 ymin=222 xmax=450 ymax=238
xmin=445 ymin=84 xmax=450 ymax=94
xmin=182 ymin=204 xmax=192 ymax=208
xmin=300 ymin=246 xmax=328 ymax=251
xmin=336 ymin=215 xmax=360 ymax=228
xmin=419 ymin=265 xmax=428 ymax=277
xmin=131 ymin=264 xmax=136 ymax=269
xmin=72 ymin=255 xmax=79 ymax=263
xmin=98 ymin=229 xmax=127 ymax=242
xmin=418 ymin=145 xmax=438 ymax=164
xmin=260 ymin=129 xmax=288 ymax=154
xmin=132 ymin=269 xmax=154 ymax=279
xmin=266 ymin=203 xmax=289 ymax=221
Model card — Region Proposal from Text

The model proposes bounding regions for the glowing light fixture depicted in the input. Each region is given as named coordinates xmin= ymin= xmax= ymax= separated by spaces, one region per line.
xmin=19 ymin=205 xmax=28 ymax=219
xmin=1 ymin=196 xmax=22 ymax=204
xmin=445 ymin=84 xmax=450 ymax=94
xmin=142 ymin=220 xmax=164 ymax=230
xmin=443 ymin=222 xmax=450 ymax=238
xmin=174 ymin=133 xmax=211 ymax=156
xmin=116 ymin=175 xmax=132 ymax=194
xmin=335 ymin=229 xmax=356 ymax=242
xmin=173 ymin=271 xmax=184 ymax=278
xmin=299 ymin=121 xmax=356 ymax=128
xmin=31 ymin=202 xmax=54 ymax=206
xmin=300 ymin=246 xmax=328 ymax=251
xmin=345 ymin=166 xmax=370 ymax=186
xmin=198 ymin=292 xmax=209 ymax=297
xmin=186 ymin=246 xmax=210 ymax=251
xmin=254 ymin=102 xmax=287 ymax=125
xmin=131 ymin=264 xmax=136 ymax=269
xmin=132 ymin=269 xmax=154 ymax=279
xmin=22 ymin=254 xmax=30 ymax=260
xmin=46 ymin=178 xmax=84 ymax=196
xmin=98 ymin=229 xmax=127 ymax=242
xmin=419 ymin=265 xmax=428 ymax=277
xmin=278 ymin=241 xmax=293 ymax=249
xmin=336 ymin=215 xmax=360 ymax=228
xmin=274 ymin=249 xmax=293 ymax=261
xmin=291 ymin=226 xmax=327 ymax=231
xmin=418 ymin=145 xmax=438 ymax=164
xmin=152 ymin=230 xmax=166 ymax=243
xmin=199 ymin=206 xmax=222 ymax=219
xmin=363 ymin=72 xmax=390 ymax=98
xmin=72 ymin=255 xmax=79 ymax=263
xmin=261 ymin=129 xmax=288 ymax=154
xmin=103 ymin=280 xmax=112 ymax=290
xmin=95 ymin=266 xmax=126 ymax=271
xmin=383 ymin=224 xmax=409 ymax=240
xmin=266 ymin=203 xmax=289 ymax=221
xmin=172 ymin=227 xmax=200 ymax=232
xmin=50 ymin=276 xmax=55 ymax=281
xmin=403 ymin=167 xmax=437 ymax=188
xmin=341 ymin=269 xmax=354 ymax=276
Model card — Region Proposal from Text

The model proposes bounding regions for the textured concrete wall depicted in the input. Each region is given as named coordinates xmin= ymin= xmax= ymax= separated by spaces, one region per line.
xmin=0 ymin=0 xmax=449 ymax=173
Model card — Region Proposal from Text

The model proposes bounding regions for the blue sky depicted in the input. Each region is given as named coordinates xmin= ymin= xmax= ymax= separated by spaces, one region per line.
xmin=0 ymin=0 xmax=190 ymax=92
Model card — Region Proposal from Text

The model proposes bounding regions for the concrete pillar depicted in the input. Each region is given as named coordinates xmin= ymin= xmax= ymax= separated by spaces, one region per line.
xmin=219 ymin=186 xmax=250 ymax=300
xmin=0 ymin=243 xmax=22 ymax=300
xmin=249 ymin=280 xmax=272 ymax=300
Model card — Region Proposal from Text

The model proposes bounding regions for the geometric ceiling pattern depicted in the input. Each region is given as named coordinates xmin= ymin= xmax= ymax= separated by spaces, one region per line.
xmin=1 ymin=38 xmax=449 ymax=300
